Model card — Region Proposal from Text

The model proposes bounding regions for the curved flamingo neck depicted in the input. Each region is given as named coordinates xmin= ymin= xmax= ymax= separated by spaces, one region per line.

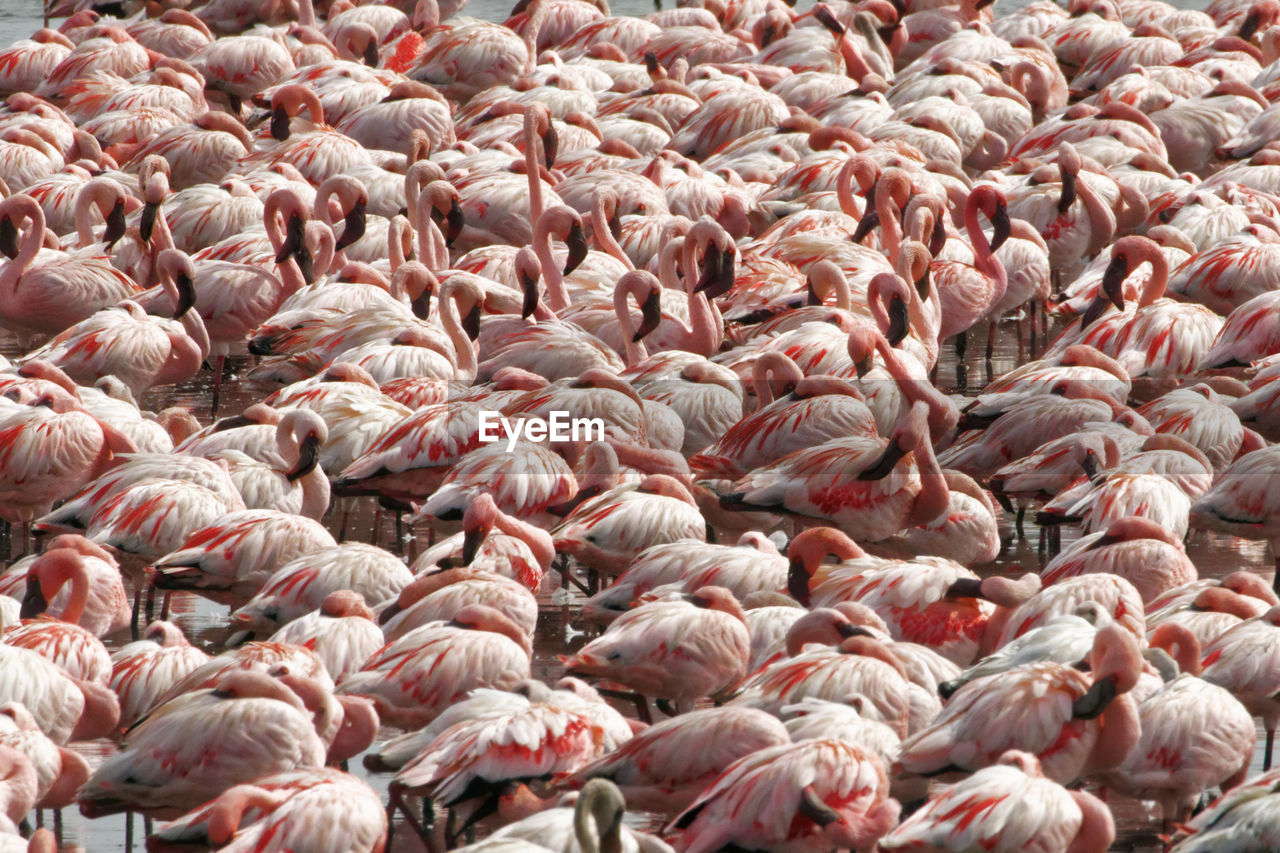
xmin=208 ymin=786 xmax=285 ymax=845
xmin=680 ymin=228 xmax=724 ymax=357
xmin=40 ymin=551 xmax=90 ymax=625
xmin=524 ymin=109 xmax=546 ymax=226
xmin=73 ymin=181 xmax=113 ymax=248
xmin=1133 ymin=242 xmax=1170 ymax=307
xmin=591 ymin=196 xmax=633 ymax=270
xmin=442 ymin=284 xmax=479 ymax=380
xmin=612 ymin=275 xmax=650 ymax=366
xmin=905 ymin=421 xmax=948 ymax=527
xmin=2 ymin=197 xmax=46 ymax=297
xmin=490 ymin=507 xmax=554 ymax=570
xmin=966 ymin=193 xmax=1007 ymax=307
xmin=1073 ymin=174 xmax=1116 ymax=259
xmin=875 ymin=184 xmax=904 ymax=264
xmin=533 ymin=211 xmax=572 ymax=313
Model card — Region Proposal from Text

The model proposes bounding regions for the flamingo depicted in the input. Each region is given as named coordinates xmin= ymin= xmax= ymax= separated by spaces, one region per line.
xmin=0 ymin=194 xmax=140 ymax=341
xmin=668 ymin=737 xmax=900 ymax=853
xmin=1201 ymin=605 xmax=1280 ymax=769
xmin=381 ymin=563 xmax=537 ymax=637
xmin=1052 ymin=235 xmax=1224 ymax=380
xmin=1190 ymin=444 xmax=1280 ymax=592
xmin=337 ymin=603 xmax=532 ymax=730
xmin=21 ymin=248 xmax=210 ymax=398
xmin=108 ymin=620 xmax=211 ymax=728
xmin=1042 ymin=516 xmax=1198 ymax=604
xmin=1101 ymin=626 xmax=1256 ymax=829
xmin=78 ymin=670 xmax=327 ymax=818
xmin=229 ymin=542 xmax=413 ymax=631
xmin=930 ymin=183 xmax=1011 ymax=360
xmin=881 ymin=750 xmax=1115 ymax=853
xmin=0 ymin=702 xmax=90 ymax=813
xmin=16 ymin=539 xmax=129 ymax=638
xmin=898 ymin=624 xmax=1144 ymax=784
xmin=0 ymin=643 xmax=119 ymax=745
xmin=148 ymin=768 xmax=387 ymax=853
xmin=720 ymin=401 xmax=950 ymax=543
xmin=3 ymin=619 xmax=111 ymax=684
xmin=562 ymin=706 xmax=790 ymax=813
xmin=561 ymin=585 xmax=751 ymax=714
xmin=1166 ymin=768 xmax=1280 ymax=851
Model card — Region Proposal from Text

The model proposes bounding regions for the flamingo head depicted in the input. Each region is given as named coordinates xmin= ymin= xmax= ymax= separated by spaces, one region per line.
xmin=280 ymin=409 xmax=327 ymax=482
xmin=786 ymin=527 xmax=865 ymax=605
xmin=859 ymin=400 xmax=929 ymax=480
xmin=462 ymin=493 xmax=499 ymax=564
xmin=971 ymin=184 xmax=1010 ymax=252
xmin=869 ymin=272 xmax=910 ymax=347
xmin=1073 ymin=623 xmax=1142 ymax=718
xmin=516 ymin=247 xmax=542 ymax=318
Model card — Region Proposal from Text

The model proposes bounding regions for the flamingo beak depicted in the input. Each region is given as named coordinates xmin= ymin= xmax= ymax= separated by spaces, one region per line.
xmin=806 ymin=275 xmax=822 ymax=306
xmin=541 ymin=123 xmax=559 ymax=170
xmin=853 ymin=353 xmax=874 ymax=379
xmin=694 ymin=243 xmax=724 ymax=293
xmin=411 ymin=282 xmax=434 ymax=320
xmin=563 ymin=222 xmax=588 ymax=276
xmin=1057 ymin=169 xmax=1077 ymax=214
xmin=989 ymin=202 xmax=1011 ymax=253
xmin=270 ymin=106 xmax=291 ymax=142
xmin=1081 ymin=448 xmax=1102 ymax=482
xmin=275 ymin=212 xmax=305 ymax=264
xmin=858 ymin=437 xmax=908 ymax=480
xmin=607 ymin=206 xmax=622 ymax=244
xmin=287 ymin=431 xmax=321 ymax=482
xmin=362 ymin=38 xmax=380 ymax=68
xmin=1072 ymin=674 xmax=1119 ymax=719
xmin=786 ymin=560 xmax=813 ymax=606
xmin=462 ymin=527 xmax=483 ymax=565
xmin=695 ymin=244 xmax=737 ymax=299
xmin=813 ymin=5 xmax=846 ymax=35
xmin=634 ymin=289 xmax=662 ymax=341
xmin=974 ymin=0 xmax=995 ymax=9
xmin=886 ymin=293 xmax=909 ymax=347
xmin=548 ymin=484 xmax=601 ymax=517
xmin=462 ymin=302 xmax=481 ymax=341
xmin=1241 ymin=10 xmax=1262 ymax=41
xmin=520 ymin=271 xmax=540 ymax=319
xmin=19 ymin=579 xmax=46 ymax=619
xmin=943 ymin=577 xmax=985 ymax=600
xmin=377 ymin=601 xmax=401 ymax=625
xmin=102 ymin=198 xmax=127 ymax=251
xmin=335 ymin=197 xmax=367 ymax=252
xmin=140 ymin=200 xmax=159 ymax=243
xmin=445 ymin=198 xmax=465 ymax=247
xmin=929 ymin=215 xmax=947 ymax=258
xmin=0 ymin=216 xmax=17 ymax=260
xmin=797 ymin=786 xmax=841 ymax=827
xmin=173 ymin=271 xmax=196 ymax=319
xmin=915 ymin=266 xmax=931 ymax=301
xmin=852 ymin=205 xmax=879 ymax=244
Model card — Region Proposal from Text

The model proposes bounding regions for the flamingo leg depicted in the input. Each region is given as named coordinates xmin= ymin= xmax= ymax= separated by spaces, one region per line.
xmin=160 ymin=590 xmax=172 ymax=621
xmin=1265 ymin=728 xmax=1274 ymax=771
xmin=124 ymin=811 xmax=133 ymax=852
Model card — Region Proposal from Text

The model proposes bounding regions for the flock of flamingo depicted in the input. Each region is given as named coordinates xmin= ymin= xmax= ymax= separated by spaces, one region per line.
xmin=1 ymin=0 xmax=1280 ymax=848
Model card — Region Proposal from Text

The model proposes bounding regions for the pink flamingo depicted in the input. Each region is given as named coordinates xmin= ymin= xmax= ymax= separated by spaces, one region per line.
xmin=0 ymin=702 xmax=90 ymax=814
xmin=150 ymin=768 xmax=387 ymax=852
xmin=337 ymin=604 xmax=532 ymax=730
xmin=899 ymin=624 xmax=1143 ymax=784
xmin=267 ymin=591 xmax=384 ymax=682
xmin=583 ymin=532 xmax=787 ymax=623
xmin=1190 ymin=444 xmax=1280 ymax=592
xmin=668 ymin=738 xmax=900 ymax=853
xmin=381 ymin=567 xmax=537 ymax=641
xmin=230 ymin=542 xmax=413 ymax=631
xmin=147 ymin=508 xmax=335 ymax=606
xmin=123 ymin=112 xmax=255 ymax=190
xmin=881 ymin=750 xmax=1115 ymax=853
xmin=0 ymin=643 xmax=119 ymax=745
xmin=690 ymin=353 xmax=877 ymax=480
xmin=930 ymin=184 xmax=1011 ymax=360
xmin=13 ymin=535 xmax=128 ymax=638
xmin=411 ymin=442 xmax=575 ymax=532
xmin=0 ymin=387 xmax=139 ymax=528
xmin=994 ymin=573 xmax=1147 ymax=649
xmin=1202 ymin=604 xmax=1280 ymax=769
xmin=562 ymin=585 xmax=751 ymax=714
xmin=21 ymin=248 xmax=209 ymax=398
xmin=4 ymin=620 xmax=110 ymax=684
xmin=1042 ymin=516 xmax=1197 ymax=604
xmin=1101 ymin=625 xmax=1255 ymax=831
xmin=0 ymin=194 xmax=139 ymax=341
xmin=483 ymin=778 xmax=673 ymax=852
xmin=108 ymin=621 xmax=210 ymax=728
xmin=563 ymin=706 xmax=790 ymax=813
xmin=0 ymin=30 xmax=73 ymax=96
xmin=424 ymin=492 xmax=553 ymax=591
xmin=721 ymin=401 xmax=950 ymax=544
xmin=1200 ymin=290 xmax=1280 ymax=370
xmin=78 ymin=670 xmax=327 ymax=818
xmin=1053 ymin=235 xmax=1224 ymax=380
